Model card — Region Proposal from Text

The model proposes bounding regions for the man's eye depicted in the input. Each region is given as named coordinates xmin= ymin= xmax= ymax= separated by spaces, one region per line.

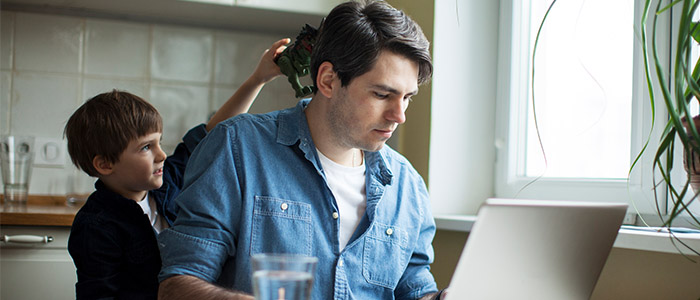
xmin=404 ymin=96 xmax=413 ymax=102
xmin=375 ymin=92 xmax=389 ymax=99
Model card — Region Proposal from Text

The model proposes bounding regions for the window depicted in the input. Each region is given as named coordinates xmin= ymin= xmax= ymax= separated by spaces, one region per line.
xmin=524 ymin=0 xmax=633 ymax=179
xmin=494 ymin=0 xmax=667 ymax=215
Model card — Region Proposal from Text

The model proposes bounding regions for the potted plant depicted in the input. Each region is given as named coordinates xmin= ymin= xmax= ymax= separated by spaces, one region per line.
xmin=638 ymin=0 xmax=700 ymax=253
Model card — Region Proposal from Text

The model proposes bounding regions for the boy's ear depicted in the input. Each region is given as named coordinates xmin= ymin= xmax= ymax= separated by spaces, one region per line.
xmin=92 ymin=155 xmax=114 ymax=176
xmin=316 ymin=61 xmax=336 ymax=98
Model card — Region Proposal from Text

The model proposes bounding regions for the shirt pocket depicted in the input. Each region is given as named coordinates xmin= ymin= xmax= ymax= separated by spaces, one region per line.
xmin=362 ymin=222 xmax=409 ymax=289
xmin=251 ymin=196 xmax=313 ymax=256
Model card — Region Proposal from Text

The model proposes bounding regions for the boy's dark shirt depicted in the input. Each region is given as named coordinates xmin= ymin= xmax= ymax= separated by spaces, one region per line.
xmin=67 ymin=124 xmax=206 ymax=300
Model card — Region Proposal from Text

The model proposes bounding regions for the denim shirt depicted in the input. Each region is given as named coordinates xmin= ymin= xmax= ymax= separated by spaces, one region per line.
xmin=158 ymin=100 xmax=438 ymax=300
xmin=68 ymin=124 xmax=207 ymax=300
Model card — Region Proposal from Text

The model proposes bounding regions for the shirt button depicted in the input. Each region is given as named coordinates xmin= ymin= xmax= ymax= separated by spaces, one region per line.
xmin=281 ymin=203 xmax=288 ymax=211
xmin=386 ymin=228 xmax=393 ymax=236
xmin=338 ymin=259 xmax=344 ymax=267
xmin=332 ymin=212 xmax=339 ymax=219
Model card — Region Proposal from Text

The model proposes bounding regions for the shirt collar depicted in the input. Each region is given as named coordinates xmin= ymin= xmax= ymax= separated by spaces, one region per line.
xmin=93 ymin=179 xmax=145 ymax=211
xmin=366 ymin=150 xmax=393 ymax=186
xmin=276 ymin=98 xmax=393 ymax=186
xmin=276 ymin=98 xmax=310 ymax=146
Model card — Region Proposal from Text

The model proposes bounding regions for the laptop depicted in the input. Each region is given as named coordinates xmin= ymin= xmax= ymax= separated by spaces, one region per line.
xmin=444 ymin=198 xmax=627 ymax=300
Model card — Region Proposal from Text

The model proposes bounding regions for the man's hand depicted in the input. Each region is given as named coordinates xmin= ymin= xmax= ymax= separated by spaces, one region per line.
xmin=419 ymin=289 xmax=448 ymax=300
xmin=158 ymin=275 xmax=254 ymax=300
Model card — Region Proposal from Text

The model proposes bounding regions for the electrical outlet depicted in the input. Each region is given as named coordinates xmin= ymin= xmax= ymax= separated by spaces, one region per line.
xmin=622 ymin=213 xmax=637 ymax=225
xmin=34 ymin=137 xmax=66 ymax=167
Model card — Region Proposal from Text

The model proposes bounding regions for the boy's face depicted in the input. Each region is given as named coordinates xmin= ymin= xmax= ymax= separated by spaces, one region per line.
xmin=108 ymin=132 xmax=167 ymax=201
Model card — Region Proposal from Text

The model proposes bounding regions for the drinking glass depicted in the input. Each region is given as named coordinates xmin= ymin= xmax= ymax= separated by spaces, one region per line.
xmin=1 ymin=136 xmax=35 ymax=205
xmin=252 ymin=253 xmax=318 ymax=300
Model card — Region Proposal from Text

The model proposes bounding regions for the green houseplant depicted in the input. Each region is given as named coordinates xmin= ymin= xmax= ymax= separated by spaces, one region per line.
xmin=639 ymin=0 xmax=700 ymax=252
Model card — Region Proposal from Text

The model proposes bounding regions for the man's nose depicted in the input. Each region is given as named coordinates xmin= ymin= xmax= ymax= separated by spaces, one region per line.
xmin=386 ymin=97 xmax=407 ymax=124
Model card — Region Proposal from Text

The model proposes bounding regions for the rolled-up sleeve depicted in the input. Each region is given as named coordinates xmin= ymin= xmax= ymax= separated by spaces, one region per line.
xmin=158 ymin=124 xmax=242 ymax=283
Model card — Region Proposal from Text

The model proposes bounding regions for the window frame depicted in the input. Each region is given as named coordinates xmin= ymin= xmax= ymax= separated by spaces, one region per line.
xmin=493 ymin=0 xmax=671 ymax=216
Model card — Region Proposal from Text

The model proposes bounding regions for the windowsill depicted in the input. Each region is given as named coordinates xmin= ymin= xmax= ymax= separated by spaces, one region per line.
xmin=434 ymin=215 xmax=700 ymax=256
xmin=434 ymin=214 xmax=478 ymax=232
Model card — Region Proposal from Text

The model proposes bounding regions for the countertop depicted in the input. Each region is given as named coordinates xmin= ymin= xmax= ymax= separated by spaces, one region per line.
xmin=0 ymin=195 xmax=82 ymax=227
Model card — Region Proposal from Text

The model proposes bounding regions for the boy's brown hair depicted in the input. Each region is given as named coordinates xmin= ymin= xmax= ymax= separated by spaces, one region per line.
xmin=64 ymin=90 xmax=163 ymax=177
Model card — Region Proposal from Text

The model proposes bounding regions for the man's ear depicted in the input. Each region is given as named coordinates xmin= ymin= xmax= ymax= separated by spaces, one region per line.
xmin=93 ymin=155 xmax=114 ymax=176
xmin=316 ymin=61 xmax=336 ymax=98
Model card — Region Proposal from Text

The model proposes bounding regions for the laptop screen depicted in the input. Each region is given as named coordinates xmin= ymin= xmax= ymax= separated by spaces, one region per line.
xmin=444 ymin=198 xmax=627 ymax=300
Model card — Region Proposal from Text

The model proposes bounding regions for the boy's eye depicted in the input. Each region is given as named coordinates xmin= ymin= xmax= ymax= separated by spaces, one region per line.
xmin=141 ymin=144 xmax=151 ymax=152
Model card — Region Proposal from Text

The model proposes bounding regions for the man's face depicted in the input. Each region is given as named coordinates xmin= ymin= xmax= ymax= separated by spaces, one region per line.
xmin=108 ymin=132 xmax=167 ymax=200
xmin=327 ymin=51 xmax=419 ymax=152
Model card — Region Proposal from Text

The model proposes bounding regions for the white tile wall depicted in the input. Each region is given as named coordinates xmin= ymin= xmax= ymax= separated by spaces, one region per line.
xmin=1 ymin=71 xmax=10 ymax=135
xmin=250 ymin=78 xmax=301 ymax=114
xmin=29 ymin=164 xmax=75 ymax=196
xmin=85 ymin=19 xmax=149 ymax=78
xmin=212 ymin=86 xmax=236 ymax=113
xmin=8 ymin=74 xmax=79 ymax=195
xmin=149 ymin=83 xmax=210 ymax=153
xmin=67 ymin=170 xmax=97 ymax=197
xmin=152 ymin=25 xmax=213 ymax=83
xmin=214 ymin=31 xmax=267 ymax=86
xmin=1 ymin=12 xmax=14 ymax=70
xmin=82 ymin=78 xmax=148 ymax=102
xmin=0 ymin=11 xmax=296 ymax=195
xmin=211 ymin=79 xmax=299 ymax=117
xmin=14 ymin=13 xmax=83 ymax=74
xmin=11 ymin=72 xmax=80 ymax=137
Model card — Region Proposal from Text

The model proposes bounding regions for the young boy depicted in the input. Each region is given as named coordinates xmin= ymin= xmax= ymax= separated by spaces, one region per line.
xmin=64 ymin=38 xmax=289 ymax=300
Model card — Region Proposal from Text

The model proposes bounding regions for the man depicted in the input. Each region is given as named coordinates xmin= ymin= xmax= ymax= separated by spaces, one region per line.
xmin=157 ymin=1 xmax=443 ymax=299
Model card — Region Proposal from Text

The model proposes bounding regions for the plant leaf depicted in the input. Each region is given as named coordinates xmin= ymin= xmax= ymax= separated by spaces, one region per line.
xmin=692 ymin=22 xmax=700 ymax=44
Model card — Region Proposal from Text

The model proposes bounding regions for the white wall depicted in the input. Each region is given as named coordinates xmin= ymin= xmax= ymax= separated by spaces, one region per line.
xmin=429 ymin=0 xmax=500 ymax=215
xmin=0 ymin=10 xmax=300 ymax=196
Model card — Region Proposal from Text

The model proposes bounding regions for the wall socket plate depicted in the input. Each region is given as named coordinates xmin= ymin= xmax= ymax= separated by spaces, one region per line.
xmin=34 ymin=137 xmax=67 ymax=167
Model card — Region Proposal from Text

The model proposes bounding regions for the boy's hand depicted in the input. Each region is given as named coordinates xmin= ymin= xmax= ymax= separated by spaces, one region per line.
xmin=251 ymin=38 xmax=290 ymax=85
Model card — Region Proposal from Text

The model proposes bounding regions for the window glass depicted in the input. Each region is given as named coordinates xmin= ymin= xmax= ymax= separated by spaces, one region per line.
xmin=494 ymin=0 xmax=660 ymax=214
xmin=524 ymin=0 xmax=635 ymax=179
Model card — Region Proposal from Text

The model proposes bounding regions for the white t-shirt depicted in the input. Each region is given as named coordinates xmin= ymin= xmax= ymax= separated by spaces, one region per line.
xmin=317 ymin=149 xmax=367 ymax=251
xmin=137 ymin=193 xmax=169 ymax=234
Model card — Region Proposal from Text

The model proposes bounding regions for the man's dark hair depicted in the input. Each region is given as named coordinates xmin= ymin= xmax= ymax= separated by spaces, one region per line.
xmin=310 ymin=0 xmax=432 ymax=89
xmin=64 ymin=90 xmax=163 ymax=177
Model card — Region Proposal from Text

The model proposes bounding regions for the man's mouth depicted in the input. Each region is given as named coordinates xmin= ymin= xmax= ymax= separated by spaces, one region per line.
xmin=375 ymin=127 xmax=395 ymax=138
